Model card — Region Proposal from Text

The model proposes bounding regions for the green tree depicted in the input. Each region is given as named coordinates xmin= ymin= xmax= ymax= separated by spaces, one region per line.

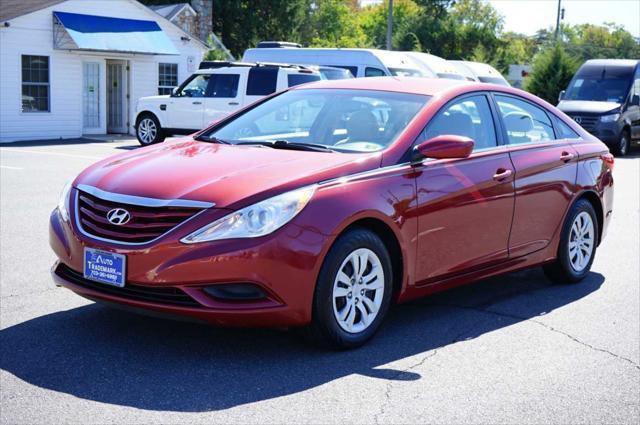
xmin=524 ymin=43 xmax=579 ymax=104
xmin=307 ymin=0 xmax=368 ymax=47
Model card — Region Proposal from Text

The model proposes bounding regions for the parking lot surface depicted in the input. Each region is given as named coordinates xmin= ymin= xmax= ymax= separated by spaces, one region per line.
xmin=1 ymin=139 xmax=638 ymax=424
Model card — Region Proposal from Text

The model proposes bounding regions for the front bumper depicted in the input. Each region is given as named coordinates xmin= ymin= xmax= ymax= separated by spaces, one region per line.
xmin=49 ymin=199 xmax=331 ymax=327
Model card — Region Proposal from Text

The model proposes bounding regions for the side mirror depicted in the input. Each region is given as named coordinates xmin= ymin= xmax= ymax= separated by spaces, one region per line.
xmin=631 ymin=94 xmax=640 ymax=106
xmin=171 ymin=87 xmax=180 ymax=97
xmin=558 ymin=90 xmax=566 ymax=102
xmin=413 ymin=135 xmax=474 ymax=161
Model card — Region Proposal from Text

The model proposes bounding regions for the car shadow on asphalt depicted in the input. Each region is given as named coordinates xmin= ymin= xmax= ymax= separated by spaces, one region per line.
xmin=0 ymin=268 xmax=604 ymax=412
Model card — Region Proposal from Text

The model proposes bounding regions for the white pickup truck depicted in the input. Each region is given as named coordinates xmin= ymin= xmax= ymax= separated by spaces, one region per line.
xmin=134 ymin=62 xmax=322 ymax=145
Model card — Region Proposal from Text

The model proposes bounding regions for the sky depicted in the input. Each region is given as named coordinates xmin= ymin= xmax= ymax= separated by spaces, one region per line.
xmin=487 ymin=0 xmax=640 ymax=37
xmin=360 ymin=0 xmax=640 ymax=38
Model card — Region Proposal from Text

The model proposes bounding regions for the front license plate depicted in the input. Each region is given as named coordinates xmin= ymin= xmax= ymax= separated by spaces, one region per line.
xmin=84 ymin=248 xmax=126 ymax=287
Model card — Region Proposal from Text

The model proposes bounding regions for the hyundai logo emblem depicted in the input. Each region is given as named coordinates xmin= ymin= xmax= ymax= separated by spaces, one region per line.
xmin=106 ymin=208 xmax=131 ymax=225
xmin=574 ymin=116 xmax=582 ymax=124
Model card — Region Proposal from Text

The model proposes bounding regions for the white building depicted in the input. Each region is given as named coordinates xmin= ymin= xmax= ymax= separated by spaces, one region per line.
xmin=0 ymin=0 xmax=210 ymax=143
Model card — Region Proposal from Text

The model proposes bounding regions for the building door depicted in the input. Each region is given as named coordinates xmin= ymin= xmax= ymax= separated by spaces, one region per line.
xmin=106 ymin=60 xmax=129 ymax=133
xmin=82 ymin=62 xmax=100 ymax=131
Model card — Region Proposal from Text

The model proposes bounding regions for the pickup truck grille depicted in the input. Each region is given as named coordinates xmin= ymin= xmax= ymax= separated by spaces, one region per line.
xmin=76 ymin=190 xmax=202 ymax=244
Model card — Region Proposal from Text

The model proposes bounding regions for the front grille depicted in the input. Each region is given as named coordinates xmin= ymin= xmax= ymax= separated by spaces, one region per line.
xmin=76 ymin=190 xmax=202 ymax=244
xmin=56 ymin=263 xmax=201 ymax=307
xmin=569 ymin=115 xmax=599 ymax=132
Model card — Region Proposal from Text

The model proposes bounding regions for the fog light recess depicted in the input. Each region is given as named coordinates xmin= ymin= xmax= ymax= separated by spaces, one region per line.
xmin=203 ymin=283 xmax=268 ymax=301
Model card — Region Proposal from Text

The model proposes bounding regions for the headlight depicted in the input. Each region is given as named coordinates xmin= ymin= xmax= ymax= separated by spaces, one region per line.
xmin=600 ymin=113 xmax=620 ymax=123
xmin=181 ymin=185 xmax=316 ymax=243
xmin=57 ymin=180 xmax=72 ymax=222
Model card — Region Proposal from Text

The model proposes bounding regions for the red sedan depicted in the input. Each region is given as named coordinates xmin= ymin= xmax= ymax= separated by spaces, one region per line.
xmin=50 ymin=77 xmax=614 ymax=348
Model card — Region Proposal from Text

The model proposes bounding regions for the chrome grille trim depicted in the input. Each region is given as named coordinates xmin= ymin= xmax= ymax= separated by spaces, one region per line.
xmin=76 ymin=184 xmax=215 ymax=209
xmin=73 ymin=187 xmax=210 ymax=246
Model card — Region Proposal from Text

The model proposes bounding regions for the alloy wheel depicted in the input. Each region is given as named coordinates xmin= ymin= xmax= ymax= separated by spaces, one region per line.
xmin=332 ymin=248 xmax=385 ymax=333
xmin=620 ymin=134 xmax=629 ymax=156
xmin=138 ymin=118 xmax=157 ymax=145
xmin=568 ymin=211 xmax=595 ymax=272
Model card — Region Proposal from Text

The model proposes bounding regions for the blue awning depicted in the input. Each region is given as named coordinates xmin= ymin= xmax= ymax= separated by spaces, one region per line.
xmin=52 ymin=11 xmax=179 ymax=55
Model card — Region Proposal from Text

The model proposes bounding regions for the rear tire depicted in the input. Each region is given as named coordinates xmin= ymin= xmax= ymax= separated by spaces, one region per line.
xmin=543 ymin=199 xmax=598 ymax=284
xmin=136 ymin=114 xmax=165 ymax=146
xmin=305 ymin=228 xmax=393 ymax=349
xmin=612 ymin=130 xmax=629 ymax=157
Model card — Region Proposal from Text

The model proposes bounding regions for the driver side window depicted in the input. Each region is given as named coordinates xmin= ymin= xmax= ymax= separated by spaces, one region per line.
xmin=177 ymin=74 xmax=210 ymax=98
xmin=422 ymin=95 xmax=497 ymax=151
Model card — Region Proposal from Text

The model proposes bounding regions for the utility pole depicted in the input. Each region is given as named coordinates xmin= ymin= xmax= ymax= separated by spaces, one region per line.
xmin=554 ymin=0 xmax=562 ymax=40
xmin=386 ymin=0 xmax=393 ymax=50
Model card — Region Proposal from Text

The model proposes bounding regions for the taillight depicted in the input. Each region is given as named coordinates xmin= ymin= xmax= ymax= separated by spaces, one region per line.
xmin=602 ymin=153 xmax=615 ymax=171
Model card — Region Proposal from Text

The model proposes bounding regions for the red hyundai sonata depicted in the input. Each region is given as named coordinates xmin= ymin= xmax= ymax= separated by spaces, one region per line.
xmin=50 ymin=77 xmax=614 ymax=348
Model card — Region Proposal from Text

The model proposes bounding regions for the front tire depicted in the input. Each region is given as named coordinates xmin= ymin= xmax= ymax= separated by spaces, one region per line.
xmin=136 ymin=114 xmax=165 ymax=146
xmin=543 ymin=199 xmax=598 ymax=284
xmin=306 ymin=228 xmax=393 ymax=349
xmin=612 ymin=130 xmax=629 ymax=157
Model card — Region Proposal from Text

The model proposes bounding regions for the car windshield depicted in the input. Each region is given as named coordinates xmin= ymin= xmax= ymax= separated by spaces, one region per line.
xmin=388 ymin=67 xmax=424 ymax=77
xmin=203 ymin=89 xmax=429 ymax=153
xmin=565 ymin=68 xmax=633 ymax=103
xmin=478 ymin=76 xmax=509 ymax=86
xmin=437 ymin=72 xmax=466 ymax=80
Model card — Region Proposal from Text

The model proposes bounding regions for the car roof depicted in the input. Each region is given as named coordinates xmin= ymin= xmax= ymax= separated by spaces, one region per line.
xmin=583 ymin=59 xmax=639 ymax=68
xmin=291 ymin=76 xmax=472 ymax=96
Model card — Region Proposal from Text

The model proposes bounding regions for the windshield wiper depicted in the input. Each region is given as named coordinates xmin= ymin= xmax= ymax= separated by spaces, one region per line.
xmin=194 ymin=134 xmax=230 ymax=144
xmin=237 ymin=140 xmax=335 ymax=153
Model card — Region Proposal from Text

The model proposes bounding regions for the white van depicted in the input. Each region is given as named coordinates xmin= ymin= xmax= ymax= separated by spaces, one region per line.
xmin=242 ymin=48 xmax=425 ymax=78
xmin=449 ymin=60 xmax=510 ymax=86
xmin=404 ymin=52 xmax=466 ymax=80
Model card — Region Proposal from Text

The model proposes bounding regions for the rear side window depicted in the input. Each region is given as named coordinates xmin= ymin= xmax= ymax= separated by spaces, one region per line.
xmin=288 ymin=73 xmax=321 ymax=88
xmin=247 ymin=67 xmax=278 ymax=96
xmin=365 ymin=67 xmax=386 ymax=77
xmin=555 ymin=118 xmax=581 ymax=139
xmin=423 ymin=95 xmax=497 ymax=151
xmin=207 ymin=74 xmax=239 ymax=98
xmin=495 ymin=95 xmax=555 ymax=144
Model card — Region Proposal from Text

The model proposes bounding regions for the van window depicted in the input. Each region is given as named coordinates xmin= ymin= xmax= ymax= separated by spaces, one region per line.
xmin=247 ymin=67 xmax=278 ymax=96
xmin=288 ymin=73 xmax=321 ymax=88
xmin=324 ymin=65 xmax=358 ymax=77
xmin=365 ymin=67 xmax=386 ymax=77
xmin=207 ymin=74 xmax=239 ymax=98
xmin=565 ymin=65 xmax=634 ymax=103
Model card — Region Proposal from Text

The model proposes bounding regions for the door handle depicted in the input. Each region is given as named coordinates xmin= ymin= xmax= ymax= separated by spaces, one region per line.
xmin=228 ymin=102 xmax=239 ymax=106
xmin=493 ymin=168 xmax=513 ymax=181
xmin=560 ymin=151 xmax=575 ymax=162
xmin=192 ymin=101 xmax=202 ymax=105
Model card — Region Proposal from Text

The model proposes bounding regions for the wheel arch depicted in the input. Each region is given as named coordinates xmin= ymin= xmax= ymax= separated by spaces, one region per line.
xmin=575 ymin=190 xmax=604 ymax=246
xmin=338 ymin=217 xmax=405 ymax=302
xmin=135 ymin=110 xmax=164 ymax=128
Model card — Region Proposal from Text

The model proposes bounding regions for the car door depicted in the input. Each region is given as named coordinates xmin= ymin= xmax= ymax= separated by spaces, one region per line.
xmin=629 ymin=66 xmax=640 ymax=140
xmin=203 ymin=70 xmax=243 ymax=127
xmin=167 ymin=73 xmax=208 ymax=130
xmin=492 ymin=93 xmax=579 ymax=258
xmin=413 ymin=93 xmax=515 ymax=284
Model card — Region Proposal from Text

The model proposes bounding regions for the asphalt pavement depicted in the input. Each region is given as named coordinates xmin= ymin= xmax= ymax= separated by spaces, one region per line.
xmin=1 ymin=138 xmax=638 ymax=424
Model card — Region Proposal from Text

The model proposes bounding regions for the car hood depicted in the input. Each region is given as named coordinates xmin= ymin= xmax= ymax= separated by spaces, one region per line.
xmin=557 ymin=100 xmax=621 ymax=115
xmin=74 ymin=140 xmax=381 ymax=209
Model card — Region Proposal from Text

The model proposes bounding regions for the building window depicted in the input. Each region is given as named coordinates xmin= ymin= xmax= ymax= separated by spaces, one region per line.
xmin=158 ymin=63 xmax=178 ymax=95
xmin=22 ymin=55 xmax=50 ymax=112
